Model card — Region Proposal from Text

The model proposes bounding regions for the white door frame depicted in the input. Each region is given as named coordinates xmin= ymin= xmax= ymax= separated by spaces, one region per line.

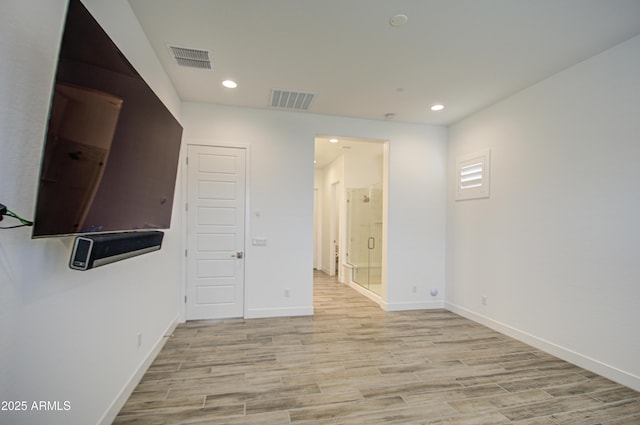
xmin=313 ymin=188 xmax=321 ymax=270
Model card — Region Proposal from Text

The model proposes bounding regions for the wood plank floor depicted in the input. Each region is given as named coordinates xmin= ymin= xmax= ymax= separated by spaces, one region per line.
xmin=114 ymin=271 xmax=640 ymax=424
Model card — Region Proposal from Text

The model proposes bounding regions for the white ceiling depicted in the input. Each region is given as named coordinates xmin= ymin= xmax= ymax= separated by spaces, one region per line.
xmin=128 ymin=0 xmax=640 ymax=167
xmin=128 ymin=0 xmax=640 ymax=127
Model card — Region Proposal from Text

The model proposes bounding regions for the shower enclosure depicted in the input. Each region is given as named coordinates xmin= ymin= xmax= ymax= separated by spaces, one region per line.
xmin=346 ymin=184 xmax=382 ymax=295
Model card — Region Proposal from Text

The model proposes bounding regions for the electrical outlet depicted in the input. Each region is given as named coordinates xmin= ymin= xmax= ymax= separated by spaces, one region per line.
xmin=412 ymin=286 xmax=417 ymax=293
xmin=481 ymin=295 xmax=488 ymax=306
xmin=137 ymin=333 xmax=142 ymax=348
xmin=284 ymin=288 xmax=290 ymax=298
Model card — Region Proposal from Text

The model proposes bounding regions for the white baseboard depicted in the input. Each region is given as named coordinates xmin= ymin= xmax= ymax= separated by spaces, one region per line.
xmin=245 ymin=306 xmax=314 ymax=319
xmin=445 ymin=302 xmax=640 ymax=392
xmin=383 ymin=300 xmax=445 ymax=311
xmin=346 ymin=281 xmax=445 ymax=311
xmin=348 ymin=281 xmax=383 ymax=306
xmin=98 ymin=316 xmax=180 ymax=425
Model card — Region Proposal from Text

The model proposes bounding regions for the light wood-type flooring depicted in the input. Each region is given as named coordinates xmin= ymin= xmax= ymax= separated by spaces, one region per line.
xmin=114 ymin=271 xmax=640 ymax=424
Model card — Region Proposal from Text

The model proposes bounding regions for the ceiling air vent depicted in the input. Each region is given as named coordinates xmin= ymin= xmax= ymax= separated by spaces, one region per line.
xmin=168 ymin=45 xmax=212 ymax=70
xmin=270 ymin=89 xmax=315 ymax=111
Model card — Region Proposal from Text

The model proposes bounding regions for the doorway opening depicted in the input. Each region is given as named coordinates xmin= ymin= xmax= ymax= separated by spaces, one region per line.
xmin=313 ymin=135 xmax=387 ymax=304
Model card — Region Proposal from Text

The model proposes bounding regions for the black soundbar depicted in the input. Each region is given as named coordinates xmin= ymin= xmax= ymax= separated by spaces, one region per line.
xmin=69 ymin=231 xmax=164 ymax=271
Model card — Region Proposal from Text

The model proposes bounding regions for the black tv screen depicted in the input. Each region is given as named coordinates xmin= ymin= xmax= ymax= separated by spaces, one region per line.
xmin=33 ymin=0 xmax=183 ymax=238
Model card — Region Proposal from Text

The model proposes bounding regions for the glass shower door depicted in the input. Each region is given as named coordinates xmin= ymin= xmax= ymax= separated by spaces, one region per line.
xmin=347 ymin=184 xmax=382 ymax=295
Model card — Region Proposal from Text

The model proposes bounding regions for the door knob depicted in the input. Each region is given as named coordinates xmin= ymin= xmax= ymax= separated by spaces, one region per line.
xmin=232 ymin=251 xmax=244 ymax=259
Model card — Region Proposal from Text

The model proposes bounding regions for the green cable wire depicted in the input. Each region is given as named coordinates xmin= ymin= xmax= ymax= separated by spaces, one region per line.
xmin=5 ymin=209 xmax=34 ymax=226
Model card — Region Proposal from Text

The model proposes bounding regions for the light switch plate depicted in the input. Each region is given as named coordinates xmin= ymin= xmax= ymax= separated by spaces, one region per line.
xmin=252 ymin=237 xmax=267 ymax=246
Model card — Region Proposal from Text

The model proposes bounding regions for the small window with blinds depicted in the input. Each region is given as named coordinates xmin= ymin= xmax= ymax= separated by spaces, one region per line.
xmin=456 ymin=149 xmax=491 ymax=200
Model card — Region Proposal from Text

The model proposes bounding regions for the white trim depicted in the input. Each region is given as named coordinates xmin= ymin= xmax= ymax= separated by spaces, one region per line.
xmin=179 ymin=141 xmax=188 ymax=322
xmin=348 ymin=280 xmax=383 ymax=306
xmin=347 ymin=276 xmax=445 ymax=311
xmin=98 ymin=316 xmax=179 ymax=425
xmin=245 ymin=306 xmax=314 ymax=319
xmin=381 ymin=141 xmax=390 ymax=305
xmin=445 ymin=302 xmax=640 ymax=392
xmin=382 ymin=300 xmax=445 ymax=311
xmin=239 ymin=143 xmax=252 ymax=320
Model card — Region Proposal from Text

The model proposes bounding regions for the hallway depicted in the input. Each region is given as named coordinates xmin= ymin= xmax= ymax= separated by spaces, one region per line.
xmin=114 ymin=272 xmax=640 ymax=424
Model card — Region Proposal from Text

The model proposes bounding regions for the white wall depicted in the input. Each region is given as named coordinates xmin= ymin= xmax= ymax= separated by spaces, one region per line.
xmin=344 ymin=143 xmax=384 ymax=189
xmin=181 ymin=103 xmax=448 ymax=315
xmin=181 ymin=103 xmax=316 ymax=318
xmin=0 ymin=1 xmax=184 ymax=424
xmin=1 ymin=2 xmax=446 ymax=422
xmin=384 ymin=125 xmax=447 ymax=310
xmin=446 ymin=35 xmax=640 ymax=391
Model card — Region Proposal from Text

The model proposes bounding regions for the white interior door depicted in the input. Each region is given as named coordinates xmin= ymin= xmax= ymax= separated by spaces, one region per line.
xmin=186 ymin=145 xmax=246 ymax=320
xmin=330 ymin=181 xmax=340 ymax=277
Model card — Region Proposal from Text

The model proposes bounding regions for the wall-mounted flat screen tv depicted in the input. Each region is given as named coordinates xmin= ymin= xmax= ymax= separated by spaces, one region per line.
xmin=32 ymin=0 xmax=183 ymax=238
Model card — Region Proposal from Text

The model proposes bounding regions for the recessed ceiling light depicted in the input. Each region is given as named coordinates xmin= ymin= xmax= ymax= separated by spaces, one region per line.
xmin=222 ymin=80 xmax=238 ymax=89
xmin=389 ymin=14 xmax=408 ymax=27
xmin=329 ymin=138 xmax=339 ymax=143
xmin=430 ymin=104 xmax=444 ymax=111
